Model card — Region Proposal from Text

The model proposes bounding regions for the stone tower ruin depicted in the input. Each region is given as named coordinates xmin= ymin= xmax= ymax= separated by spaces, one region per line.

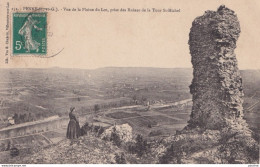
xmin=161 ymin=5 xmax=259 ymax=164
xmin=188 ymin=5 xmax=244 ymax=129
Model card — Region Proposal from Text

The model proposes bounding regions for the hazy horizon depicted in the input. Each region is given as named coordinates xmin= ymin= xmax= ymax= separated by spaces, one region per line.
xmin=0 ymin=66 xmax=259 ymax=71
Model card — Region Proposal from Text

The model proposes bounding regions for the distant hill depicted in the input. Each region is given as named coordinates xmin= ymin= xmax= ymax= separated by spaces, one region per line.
xmin=2 ymin=67 xmax=259 ymax=79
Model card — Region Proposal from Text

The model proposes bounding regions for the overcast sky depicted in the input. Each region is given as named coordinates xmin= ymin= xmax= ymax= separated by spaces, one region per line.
xmin=1 ymin=0 xmax=259 ymax=69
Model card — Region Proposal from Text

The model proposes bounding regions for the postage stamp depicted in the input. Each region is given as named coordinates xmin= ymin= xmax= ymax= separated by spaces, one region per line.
xmin=12 ymin=13 xmax=47 ymax=55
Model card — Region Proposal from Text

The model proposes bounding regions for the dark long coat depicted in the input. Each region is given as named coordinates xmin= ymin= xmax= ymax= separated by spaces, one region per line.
xmin=66 ymin=111 xmax=80 ymax=139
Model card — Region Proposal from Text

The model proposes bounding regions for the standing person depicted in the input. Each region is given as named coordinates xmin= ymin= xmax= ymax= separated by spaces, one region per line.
xmin=66 ymin=107 xmax=81 ymax=139
xmin=18 ymin=15 xmax=42 ymax=52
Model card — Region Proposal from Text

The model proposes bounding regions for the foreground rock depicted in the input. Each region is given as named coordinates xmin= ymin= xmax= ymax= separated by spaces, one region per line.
xmin=160 ymin=5 xmax=259 ymax=164
xmin=2 ymin=136 xmax=124 ymax=164
xmin=101 ymin=123 xmax=133 ymax=143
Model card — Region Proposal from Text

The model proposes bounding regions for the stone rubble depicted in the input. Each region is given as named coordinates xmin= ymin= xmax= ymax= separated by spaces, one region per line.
xmin=2 ymin=136 xmax=123 ymax=164
xmin=101 ymin=123 xmax=133 ymax=143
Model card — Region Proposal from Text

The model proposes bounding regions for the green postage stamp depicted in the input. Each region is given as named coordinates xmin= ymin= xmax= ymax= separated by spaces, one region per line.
xmin=13 ymin=13 xmax=47 ymax=55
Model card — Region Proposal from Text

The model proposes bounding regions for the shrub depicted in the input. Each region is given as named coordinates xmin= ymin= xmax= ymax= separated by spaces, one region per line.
xmin=217 ymin=141 xmax=244 ymax=163
xmin=159 ymin=143 xmax=183 ymax=164
xmin=127 ymin=142 xmax=136 ymax=154
xmin=115 ymin=153 xmax=126 ymax=164
xmin=94 ymin=104 xmax=100 ymax=113
xmin=127 ymin=134 xmax=150 ymax=157
xmin=136 ymin=134 xmax=149 ymax=157
xmin=246 ymin=143 xmax=259 ymax=163
xmin=10 ymin=147 xmax=19 ymax=157
xmin=80 ymin=122 xmax=90 ymax=136
xmin=147 ymin=124 xmax=152 ymax=128
xmin=81 ymin=122 xmax=105 ymax=138
xmin=97 ymin=126 xmax=105 ymax=137
xmin=110 ymin=127 xmax=122 ymax=147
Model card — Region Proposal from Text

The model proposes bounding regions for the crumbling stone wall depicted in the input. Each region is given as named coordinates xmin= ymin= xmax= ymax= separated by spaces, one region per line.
xmin=188 ymin=5 xmax=244 ymax=129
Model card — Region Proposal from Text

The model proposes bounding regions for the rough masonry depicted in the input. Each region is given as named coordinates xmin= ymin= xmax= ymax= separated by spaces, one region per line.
xmin=161 ymin=5 xmax=259 ymax=164
xmin=188 ymin=5 xmax=244 ymax=129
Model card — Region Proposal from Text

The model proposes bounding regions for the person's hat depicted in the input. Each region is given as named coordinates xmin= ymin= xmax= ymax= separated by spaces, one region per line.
xmin=70 ymin=107 xmax=75 ymax=112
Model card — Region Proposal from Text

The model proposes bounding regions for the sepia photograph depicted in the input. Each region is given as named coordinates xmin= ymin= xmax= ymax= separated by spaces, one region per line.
xmin=0 ymin=0 xmax=259 ymax=165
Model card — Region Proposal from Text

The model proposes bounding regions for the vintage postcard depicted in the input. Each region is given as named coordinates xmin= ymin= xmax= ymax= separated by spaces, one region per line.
xmin=0 ymin=0 xmax=259 ymax=165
